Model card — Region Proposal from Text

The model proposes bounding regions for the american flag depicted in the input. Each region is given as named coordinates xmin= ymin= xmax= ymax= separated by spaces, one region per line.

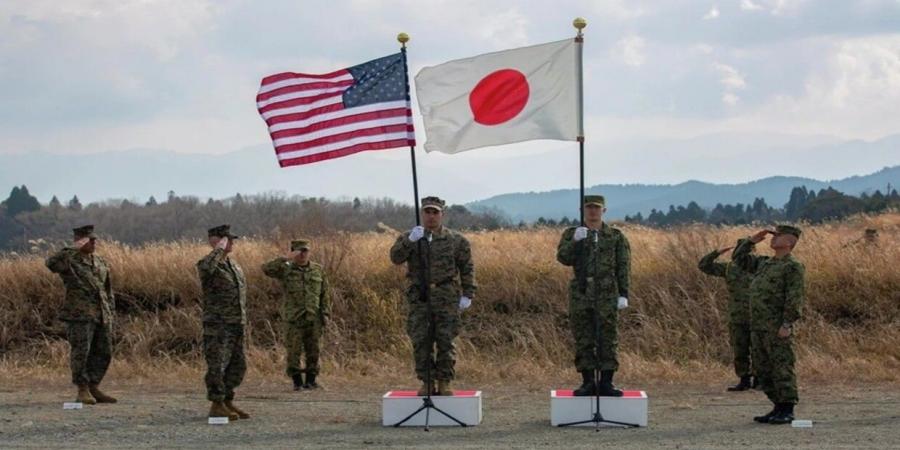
xmin=257 ymin=52 xmax=416 ymax=167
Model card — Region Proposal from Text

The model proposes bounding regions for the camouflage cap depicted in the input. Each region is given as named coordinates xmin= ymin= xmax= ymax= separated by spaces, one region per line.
xmin=290 ymin=239 xmax=311 ymax=251
xmin=583 ymin=195 xmax=606 ymax=207
xmin=421 ymin=196 xmax=446 ymax=211
xmin=73 ymin=225 xmax=97 ymax=240
xmin=774 ymin=224 xmax=802 ymax=238
xmin=208 ymin=224 xmax=240 ymax=239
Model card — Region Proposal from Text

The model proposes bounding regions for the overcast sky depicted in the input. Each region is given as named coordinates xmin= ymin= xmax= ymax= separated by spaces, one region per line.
xmin=2 ymin=0 xmax=899 ymax=197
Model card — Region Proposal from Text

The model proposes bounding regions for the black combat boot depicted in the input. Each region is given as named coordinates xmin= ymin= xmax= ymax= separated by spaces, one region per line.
xmin=597 ymin=370 xmax=624 ymax=397
xmin=573 ymin=371 xmax=595 ymax=396
xmin=751 ymin=376 xmax=760 ymax=390
xmin=304 ymin=373 xmax=319 ymax=389
xmin=727 ymin=375 xmax=752 ymax=392
xmin=753 ymin=403 xmax=780 ymax=423
xmin=292 ymin=373 xmax=304 ymax=391
xmin=768 ymin=403 xmax=795 ymax=425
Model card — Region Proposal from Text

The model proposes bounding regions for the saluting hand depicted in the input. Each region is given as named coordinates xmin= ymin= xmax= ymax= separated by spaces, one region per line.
xmin=74 ymin=237 xmax=90 ymax=249
xmin=750 ymin=230 xmax=771 ymax=244
xmin=216 ymin=237 xmax=229 ymax=250
xmin=717 ymin=246 xmax=734 ymax=255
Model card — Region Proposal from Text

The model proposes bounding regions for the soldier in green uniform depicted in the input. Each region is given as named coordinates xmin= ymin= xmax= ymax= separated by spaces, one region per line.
xmin=390 ymin=196 xmax=476 ymax=396
xmin=197 ymin=225 xmax=249 ymax=420
xmin=732 ymin=225 xmax=805 ymax=425
xmin=262 ymin=239 xmax=331 ymax=391
xmin=46 ymin=225 xmax=118 ymax=405
xmin=698 ymin=239 xmax=757 ymax=391
xmin=557 ymin=195 xmax=630 ymax=397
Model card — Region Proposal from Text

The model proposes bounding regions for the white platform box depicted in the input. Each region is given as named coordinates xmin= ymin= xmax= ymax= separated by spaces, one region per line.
xmin=382 ymin=390 xmax=483 ymax=427
xmin=550 ymin=389 xmax=648 ymax=427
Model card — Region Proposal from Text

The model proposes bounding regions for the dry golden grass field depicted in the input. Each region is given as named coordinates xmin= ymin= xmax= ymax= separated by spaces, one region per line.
xmin=2 ymin=215 xmax=899 ymax=448
xmin=1 ymin=213 xmax=898 ymax=388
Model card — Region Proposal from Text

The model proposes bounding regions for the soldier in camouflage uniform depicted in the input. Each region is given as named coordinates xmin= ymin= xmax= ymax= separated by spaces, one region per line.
xmin=557 ymin=195 xmax=631 ymax=397
xmin=262 ymin=239 xmax=331 ymax=391
xmin=46 ymin=225 xmax=118 ymax=405
xmin=733 ymin=225 xmax=805 ymax=425
xmin=197 ymin=225 xmax=249 ymax=420
xmin=390 ymin=196 xmax=476 ymax=396
xmin=698 ymin=239 xmax=757 ymax=391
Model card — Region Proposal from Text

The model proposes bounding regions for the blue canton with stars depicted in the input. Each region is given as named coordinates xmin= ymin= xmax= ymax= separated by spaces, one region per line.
xmin=343 ymin=52 xmax=409 ymax=108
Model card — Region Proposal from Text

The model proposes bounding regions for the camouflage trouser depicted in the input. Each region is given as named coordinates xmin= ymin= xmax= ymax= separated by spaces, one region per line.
xmin=729 ymin=321 xmax=754 ymax=378
xmin=284 ymin=319 xmax=322 ymax=377
xmin=65 ymin=320 xmax=112 ymax=386
xmin=203 ymin=323 xmax=247 ymax=402
xmin=569 ymin=295 xmax=619 ymax=372
xmin=751 ymin=330 xmax=798 ymax=404
xmin=406 ymin=291 xmax=460 ymax=382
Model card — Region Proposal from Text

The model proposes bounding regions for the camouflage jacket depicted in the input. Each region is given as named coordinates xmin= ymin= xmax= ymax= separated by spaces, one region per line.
xmin=389 ymin=227 xmax=476 ymax=300
xmin=46 ymin=248 xmax=114 ymax=324
xmin=557 ymin=223 xmax=631 ymax=301
xmin=197 ymin=248 xmax=247 ymax=325
xmin=262 ymin=258 xmax=330 ymax=323
xmin=698 ymin=241 xmax=753 ymax=324
xmin=732 ymin=239 xmax=805 ymax=332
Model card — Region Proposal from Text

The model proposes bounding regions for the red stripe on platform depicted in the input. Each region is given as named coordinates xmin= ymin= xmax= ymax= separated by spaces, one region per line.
xmin=386 ymin=390 xmax=478 ymax=398
xmin=554 ymin=390 xmax=644 ymax=398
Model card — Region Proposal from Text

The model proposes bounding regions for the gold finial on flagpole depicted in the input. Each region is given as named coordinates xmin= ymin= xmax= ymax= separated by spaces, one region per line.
xmin=397 ymin=32 xmax=410 ymax=48
xmin=573 ymin=17 xmax=587 ymax=37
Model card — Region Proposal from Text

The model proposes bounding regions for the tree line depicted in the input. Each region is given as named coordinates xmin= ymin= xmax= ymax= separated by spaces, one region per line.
xmin=623 ymin=186 xmax=899 ymax=226
xmin=0 ymin=187 xmax=508 ymax=251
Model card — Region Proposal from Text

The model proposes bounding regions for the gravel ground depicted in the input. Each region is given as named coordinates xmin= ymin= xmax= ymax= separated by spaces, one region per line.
xmin=1 ymin=380 xmax=898 ymax=449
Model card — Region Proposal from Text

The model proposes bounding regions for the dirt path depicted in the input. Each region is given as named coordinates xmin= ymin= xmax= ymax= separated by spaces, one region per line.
xmin=1 ymin=380 xmax=898 ymax=449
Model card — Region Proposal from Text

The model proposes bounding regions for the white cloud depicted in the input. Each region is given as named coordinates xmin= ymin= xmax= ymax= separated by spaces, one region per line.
xmin=713 ymin=63 xmax=747 ymax=89
xmin=703 ymin=6 xmax=720 ymax=20
xmin=612 ymin=35 xmax=646 ymax=67
xmin=722 ymin=92 xmax=740 ymax=105
xmin=740 ymin=0 xmax=763 ymax=11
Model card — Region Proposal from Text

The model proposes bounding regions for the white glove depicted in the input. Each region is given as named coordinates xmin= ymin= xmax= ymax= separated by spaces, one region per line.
xmin=617 ymin=296 xmax=629 ymax=310
xmin=408 ymin=226 xmax=425 ymax=242
xmin=573 ymin=227 xmax=588 ymax=241
xmin=459 ymin=296 xmax=472 ymax=311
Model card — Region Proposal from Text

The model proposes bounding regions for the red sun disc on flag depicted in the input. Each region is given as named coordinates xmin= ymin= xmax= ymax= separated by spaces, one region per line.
xmin=469 ymin=69 xmax=530 ymax=126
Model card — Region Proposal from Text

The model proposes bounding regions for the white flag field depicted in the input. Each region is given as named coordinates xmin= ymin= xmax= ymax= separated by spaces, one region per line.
xmin=414 ymin=38 xmax=581 ymax=154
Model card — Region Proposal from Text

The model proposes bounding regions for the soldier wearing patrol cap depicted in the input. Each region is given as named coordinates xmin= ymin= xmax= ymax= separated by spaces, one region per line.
xmin=262 ymin=239 xmax=331 ymax=391
xmin=46 ymin=225 xmax=118 ymax=405
xmin=390 ymin=196 xmax=476 ymax=396
xmin=733 ymin=224 xmax=805 ymax=425
xmin=557 ymin=195 xmax=631 ymax=397
xmin=197 ymin=224 xmax=249 ymax=420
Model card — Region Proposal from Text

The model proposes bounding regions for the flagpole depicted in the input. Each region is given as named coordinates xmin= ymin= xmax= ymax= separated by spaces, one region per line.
xmin=574 ymin=18 xmax=586 ymax=225
xmin=398 ymin=32 xmax=421 ymax=226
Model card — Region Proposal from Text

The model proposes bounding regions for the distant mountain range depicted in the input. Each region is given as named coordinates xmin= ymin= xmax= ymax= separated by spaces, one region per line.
xmin=468 ymin=166 xmax=900 ymax=222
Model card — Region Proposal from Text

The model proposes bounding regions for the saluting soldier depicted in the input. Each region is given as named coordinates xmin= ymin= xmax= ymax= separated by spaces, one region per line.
xmin=46 ymin=225 xmax=118 ymax=405
xmin=262 ymin=239 xmax=331 ymax=391
xmin=197 ymin=225 xmax=250 ymax=420
xmin=698 ymin=239 xmax=757 ymax=391
xmin=733 ymin=225 xmax=805 ymax=425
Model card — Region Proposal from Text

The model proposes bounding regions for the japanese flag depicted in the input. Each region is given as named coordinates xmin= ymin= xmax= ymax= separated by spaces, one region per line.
xmin=414 ymin=39 xmax=581 ymax=154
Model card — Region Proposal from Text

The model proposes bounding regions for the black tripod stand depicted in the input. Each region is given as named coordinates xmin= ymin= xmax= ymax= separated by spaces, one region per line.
xmin=392 ymin=232 xmax=467 ymax=430
xmin=558 ymin=230 xmax=639 ymax=430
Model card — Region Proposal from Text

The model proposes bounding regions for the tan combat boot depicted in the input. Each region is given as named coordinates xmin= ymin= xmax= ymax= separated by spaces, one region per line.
xmin=89 ymin=384 xmax=118 ymax=403
xmin=76 ymin=384 xmax=97 ymax=405
xmin=209 ymin=401 xmax=239 ymax=420
xmin=224 ymin=399 xmax=250 ymax=419
xmin=437 ymin=380 xmax=453 ymax=396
